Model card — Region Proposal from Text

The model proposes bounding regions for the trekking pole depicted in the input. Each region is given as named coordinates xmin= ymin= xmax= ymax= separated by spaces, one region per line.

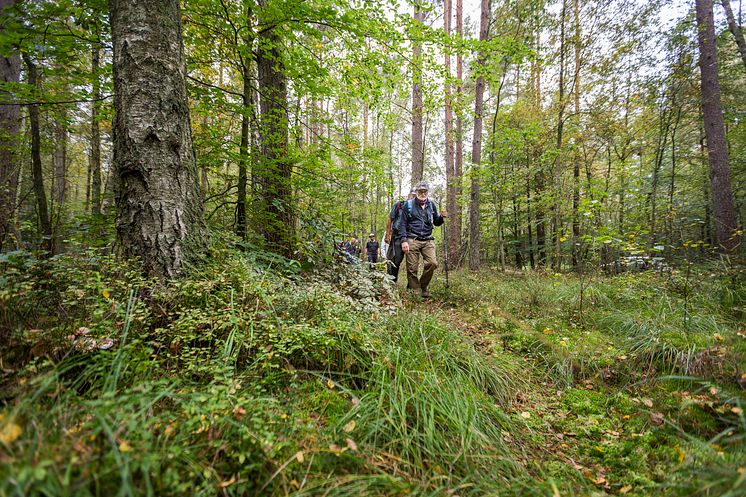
xmin=442 ymin=213 xmax=450 ymax=289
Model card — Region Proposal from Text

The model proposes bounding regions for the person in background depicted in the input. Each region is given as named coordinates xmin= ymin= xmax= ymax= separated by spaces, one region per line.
xmin=366 ymin=233 xmax=380 ymax=269
xmin=397 ymin=181 xmax=446 ymax=299
xmin=385 ymin=189 xmax=415 ymax=283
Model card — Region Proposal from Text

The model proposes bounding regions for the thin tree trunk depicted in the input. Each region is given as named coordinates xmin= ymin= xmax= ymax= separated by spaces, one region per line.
xmin=572 ymin=0 xmax=581 ymax=270
xmin=411 ymin=3 xmax=424 ymax=186
xmin=721 ymin=0 xmax=746 ymax=71
xmin=110 ymin=0 xmax=206 ymax=277
xmin=453 ymin=0 xmax=464 ymax=266
xmin=0 ymin=0 xmax=21 ymax=251
xmin=90 ymin=40 xmax=102 ymax=216
xmin=23 ymin=54 xmax=52 ymax=255
xmin=696 ymin=0 xmax=740 ymax=252
xmin=445 ymin=0 xmax=459 ymax=265
xmin=553 ymin=0 xmax=567 ymax=271
xmin=53 ymin=113 xmax=67 ymax=206
xmin=469 ymin=0 xmax=489 ymax=270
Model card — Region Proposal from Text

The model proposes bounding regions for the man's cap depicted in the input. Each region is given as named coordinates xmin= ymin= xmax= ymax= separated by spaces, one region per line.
xmin=414 ymin=181 xmax=430 ymax=191
xmin=369 ymin=233 xmax=375 ymax=237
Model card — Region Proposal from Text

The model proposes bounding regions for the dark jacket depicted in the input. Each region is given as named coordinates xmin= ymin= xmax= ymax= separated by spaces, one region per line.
xmin=396 ymin=198 xmax=444 ymax=241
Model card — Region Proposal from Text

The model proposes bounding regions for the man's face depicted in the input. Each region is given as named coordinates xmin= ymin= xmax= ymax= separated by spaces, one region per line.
xmin=416 ymin=188 xmax=428 ymax=201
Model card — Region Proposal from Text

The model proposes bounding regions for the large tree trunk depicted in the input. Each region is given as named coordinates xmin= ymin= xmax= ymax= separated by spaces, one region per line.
xmin=53 ymin=113 xmax=67 ymax=206
xmin=23 ymin=54 xmax=53 ymax=255
xmin=468 ymin=0 xmax=489 ymax=270
xmin=720 ymin=0 xmax=746 ymax=72
xmin=0 ymin=0 xmax=21 ymax=251
xmin=696 ymin=0 xmax=740 ymax=253
xmin=255 ymin=5 xmax=294 ymax=257
xmin=553 ymin=0 xmax=567 ymax=271
xmin=109 ymin=0 xmax=206 ymax=278
xmin=411 ymin=3 xmax=424 ymax=186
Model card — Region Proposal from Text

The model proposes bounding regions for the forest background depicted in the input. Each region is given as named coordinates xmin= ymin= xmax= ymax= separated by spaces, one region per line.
xmin=0 ymin=0 xmax=745 ymax=496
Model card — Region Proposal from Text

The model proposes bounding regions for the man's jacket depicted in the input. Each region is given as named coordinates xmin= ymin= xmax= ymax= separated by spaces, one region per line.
xmin=396 ymin=198 xmax=444 ymax=242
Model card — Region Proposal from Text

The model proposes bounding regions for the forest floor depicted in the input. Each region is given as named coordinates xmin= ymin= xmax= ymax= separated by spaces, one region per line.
xmin=1 ymin=248 xmax=745 ymax=496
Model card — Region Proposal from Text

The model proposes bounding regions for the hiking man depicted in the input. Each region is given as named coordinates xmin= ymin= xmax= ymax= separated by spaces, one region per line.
xmin=397 ymin=181 xmax=446 ymax=298
xmin=385 ymin=189 xmax=416 ymax=282
xmin=366 ymin=233 xmax=380 ymax=268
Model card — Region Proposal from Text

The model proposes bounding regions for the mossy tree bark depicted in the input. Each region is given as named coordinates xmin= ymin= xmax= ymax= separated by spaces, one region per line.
xmin=254 ymin=2 xmax=294 ymax=257
xmin=0 ymin=0 xmax=20 ymax=251
xmin=110 ymin=0 xmax=206 ymax=278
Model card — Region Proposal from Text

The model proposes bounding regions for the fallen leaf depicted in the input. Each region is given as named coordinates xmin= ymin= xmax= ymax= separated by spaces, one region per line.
xmin=345 ymin=438 xmax=358 ymax=451
xmin=543 ymin=328 xmax=553 ymax=335
xmin=521 ymin=411 xmax=531 ymax=419
xmin=219 ymin=475 xmax=237 ymax=488
xmin=326 ymin=379 xmax=335 ymax=389
xmin=164 ymin=424 xmax=174 ymax=436
xmin=731 ymin=407 xmax=743 ymax=415
xmin=295 ymin=451 xmax=304 ymax=463
xmin=328 ymin=443 xmax=346 ymax=455
xmin=620 ymin=485 xmax=633 ymax=494
xmin=118 ymin=440 xmax=132 ymax=452
xmin=0 ymin=420 xmax=22 ymax=444
xmin=709 ymin=387 xmax=719 ymax=396
xmin=650 ymin=412 xmax=664 ymax=426
xmin=642 ymin=398 xmax=653 ymax=408
xmin=343 ymin=420 xmax=356 ymax=433
xmin=102 ymin=290 xmax=110 ymax=299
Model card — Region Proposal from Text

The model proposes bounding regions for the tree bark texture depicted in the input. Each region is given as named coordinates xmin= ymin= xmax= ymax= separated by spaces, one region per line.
xmin=572 ymin=0 xmax=581 ymax=269
xmin=23 ymin=54 xmax=53 ymax=255
xmin=720 ymin=0 xmax=746 ymax=72
xmin=411 ymin=4 xmax=424 ymax=187
xmin=109 ymin=0 xmax=206 ymax=278
xmin=695 ymin=0 xmax=741 ymax=253
xmin=444 ymin=0 xmax=459 ymax=266
xmin=255 ymin=11 xmax=294 ymax=257
xmin=469 ymin=0 xmax=489 ymax=270
xmin=453 ymin=0 xmax=463 ymax=266
xmin=0 ymin=0 xmax=20 ymax=251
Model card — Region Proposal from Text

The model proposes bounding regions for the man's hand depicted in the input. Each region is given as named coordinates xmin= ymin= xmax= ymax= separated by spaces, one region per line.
xmin=384 ymin=234 xmax=391 ymax=243
xmin=402 ymin=241 xmax=410 ymax=253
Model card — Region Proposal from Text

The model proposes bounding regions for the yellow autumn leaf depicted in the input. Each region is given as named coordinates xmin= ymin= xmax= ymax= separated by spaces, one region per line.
xmin=102 ymin=289 xmax=110 ymax=299
xmin=295 ymin=451 xmax=304 ymax=463
xmin=219 ymin=475 xmax=237 ymax=488
xmin=619 ymin=485 xmax=633 ymax=494
xmin=326 ymin=379 xmax=335 ymax=389
xmin=543 ymin=328 xmax=553 ymax=335
xmin=0 ymin=419 xmax=22 ymax=445
xmin=520 ymin=411 xmax=531 ymax=419
xmin=675 ymin=445 xmax=686 ymax=463
xmin=343 ymin=420 xmax=356 ymax=433
xmin=164 ymin=424 xmax=174 ymax=437
xmin=732 ymin=407 xmax=743 ymax=415
xmin=118 ymin=440 xmax=132 ymax=452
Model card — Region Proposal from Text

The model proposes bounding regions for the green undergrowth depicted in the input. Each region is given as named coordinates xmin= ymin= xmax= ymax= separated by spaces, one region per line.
xmin=1 ymin=249 xmax=527 ymax=496
xmin=428 ymin=266 xmax=746 ymax=496
xmin=1 ymin=250 xmax=744 ymax=496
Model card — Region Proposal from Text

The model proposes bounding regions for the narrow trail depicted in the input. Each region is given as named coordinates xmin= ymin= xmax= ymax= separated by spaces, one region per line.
xmin=399 ymin=285 xmax=685 ymax=495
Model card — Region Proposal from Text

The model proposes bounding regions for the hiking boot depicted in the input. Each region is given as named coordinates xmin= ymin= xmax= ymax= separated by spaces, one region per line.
xmin=421 ymin=288 xmax=431 ymax=299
